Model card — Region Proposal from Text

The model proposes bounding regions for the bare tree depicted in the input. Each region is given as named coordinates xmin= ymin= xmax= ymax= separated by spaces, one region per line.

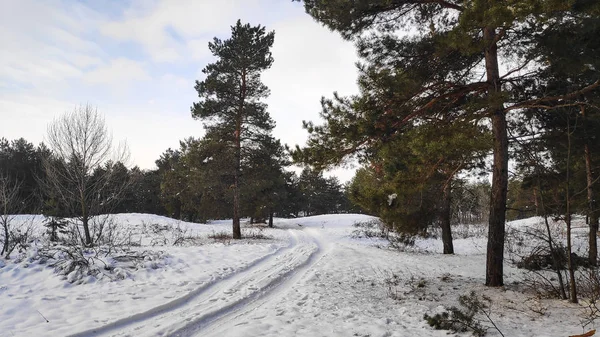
xmin=44 ymin=104 xmax=129 ymax=246
xmin=0 ymin=175 xmax=24 ymax=258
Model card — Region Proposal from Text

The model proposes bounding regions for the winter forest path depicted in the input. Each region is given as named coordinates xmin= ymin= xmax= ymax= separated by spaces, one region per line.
xmin=68 ymin=227 xmax=329 ymax=337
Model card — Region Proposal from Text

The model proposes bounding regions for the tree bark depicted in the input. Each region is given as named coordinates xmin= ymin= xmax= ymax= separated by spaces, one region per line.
xmin=566 ymin=116 xmax=578 ymax=303
xmin=484 ymin=26 xmax=508 ymax=287
xmin=268 ymin=210 xmax=274 ymax=228
xmin=1 ymin=220 xmax=8 ymax=255
xmin=441 ymin=182 xmax=454 ymax=254
xmin=81 ymin=190 xmax=92 ymax=246
xmin=232 ymin=70 xmax=247 ymax=240
xmin=585 ymin=142 xmax=598 ymax=265
xmin=583 ymin=106 xmax=598 ymax=266
xmin=233 ymin=129 xmax=241 ymax=239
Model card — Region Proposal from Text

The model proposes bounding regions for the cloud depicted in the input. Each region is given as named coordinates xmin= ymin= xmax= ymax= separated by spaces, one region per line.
xmin=262 ymin=14 xmax=359 ymax=150
xmin=99 ymin=0 xmax=262 ymax=62
xmin=2 ymin=0 xmax=359 ymax=181
xmin=161 ymin=74 xmax=189 ymax=88
xmin=0 ymin=0 xmax=107 ymax=92
xmin=187 ymin=39 xmax=212 ymax=60
xmin=85 ymin=58 xmax=150 ymax=87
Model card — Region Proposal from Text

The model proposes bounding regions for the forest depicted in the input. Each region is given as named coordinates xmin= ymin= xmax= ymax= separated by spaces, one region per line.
xmin=1 ymin=1 xmax=600 ymax=330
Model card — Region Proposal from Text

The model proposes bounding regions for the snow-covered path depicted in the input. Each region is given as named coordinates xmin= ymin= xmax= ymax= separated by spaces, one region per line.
xmin=1 ymin=214 xmax=591 ymax=337
xmin=67 ymin=228 xmax=329 ymax=337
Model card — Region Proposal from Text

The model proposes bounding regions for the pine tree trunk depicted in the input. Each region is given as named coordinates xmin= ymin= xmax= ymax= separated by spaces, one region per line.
xmin=583 ymin=107 xmax=598 ymax=265
xmin=566 ymin=117 xmax=578 ymax=303
xmin=441 ymin=183 xmax=454 ymax=254
xmin=172 ymin=199 xmax=181 ymax=220
xmin=232 ymin=70 xmax=246 ymax=240
xmin=233 ymin=135 xmax=241 ymax=239
xmin=537 ymin=180 xmax=568 ymax=299
xmin=585 ymin=142 xmax=598 ymax=266
xmin=484 ymin=26 xmax=508 ymax=287
xmin=268 ymin=210 xmax=273 ymax=228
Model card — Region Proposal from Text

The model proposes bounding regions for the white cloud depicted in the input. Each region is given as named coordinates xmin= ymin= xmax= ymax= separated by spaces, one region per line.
xmin=161 ymin=74 xmax=189 ymax=88
xmin=262 ymin=14 xmax=359 ymax=149
xmin=187 ymin=39 xmax=212 ymax=60
xmin=99 ymin=0 xmax=262 ymax=62
xmin=0 ymin=0 xmax=106 ymax=90
xmin=85 ymin=58 xmax=150 ymax=86
xmin=0 ymin=95 xmax=76 ymax=145
xmin=2 ymin=0 xmax=360 ymax=181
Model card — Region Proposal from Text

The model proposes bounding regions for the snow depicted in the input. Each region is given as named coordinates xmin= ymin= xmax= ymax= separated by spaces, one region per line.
xmin=0 ymin=213 xmax=596 ymax=336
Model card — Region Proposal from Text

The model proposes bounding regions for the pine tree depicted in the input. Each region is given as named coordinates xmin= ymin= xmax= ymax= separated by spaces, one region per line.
xmin=241 ymin=136 xmax=289 ymax=227
xmin=293 ymin=0 xmax=600 ymax=286
xmin=191 ymin=20 xmax=275 ymax=238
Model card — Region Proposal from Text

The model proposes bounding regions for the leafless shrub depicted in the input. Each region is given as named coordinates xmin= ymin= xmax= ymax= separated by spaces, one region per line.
xmin=208 ymin=230 xmax=232 ymax=244
xmin=38 ymin=237 xmax=165 ymax=283
xmin=243 ymin=227 xmax=272 ymax=240
xmin=172 ymin=224 xmax=203 ymax=246
xmin=0 ymin=175 xmax=28 ymax=258
xmin=43 ymin=104 xmax=130 ymax=246
xmin=576 ymin=269 xmax=600 ymax=329
xmin=352 ymin=219 xmax=388 ymax=239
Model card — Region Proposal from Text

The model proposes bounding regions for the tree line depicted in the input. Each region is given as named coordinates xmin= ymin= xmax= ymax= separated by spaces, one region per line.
xmin=0 ymin=136 xmax=352 ymax=221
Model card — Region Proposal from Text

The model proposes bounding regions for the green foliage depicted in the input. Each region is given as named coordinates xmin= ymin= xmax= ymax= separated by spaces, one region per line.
xmin=191 ymin=20 xmax=276 ymax=237
xmin=297 ymin=168 xmax=348 ymax=216
xmin=43 ymin=216 xmax=68 ymax=242
xmin=0 ymin=138 xmax=48 ymax=213
xmin=424 ymin=291 xmax=490 ymax=337
xmin=191 ymin=20 xmax=275 ymax=140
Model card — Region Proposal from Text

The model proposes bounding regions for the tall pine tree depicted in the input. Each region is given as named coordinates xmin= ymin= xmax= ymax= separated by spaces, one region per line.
xmin=191 ymin=20 xmax=275 ymax=239
xmin=293 ymin=0 xmax=600 ymax=286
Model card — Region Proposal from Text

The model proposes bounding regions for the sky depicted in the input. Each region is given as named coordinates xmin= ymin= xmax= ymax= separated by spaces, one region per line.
xmin=0 ymin=0 xmax=360 ymax=181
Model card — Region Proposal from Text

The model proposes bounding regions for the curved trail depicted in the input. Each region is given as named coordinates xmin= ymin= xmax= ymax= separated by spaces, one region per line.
xmin=68 ymin=228 xmax=327 ymax=337
xmin=185 ymin=227 xmax=329 ymax=337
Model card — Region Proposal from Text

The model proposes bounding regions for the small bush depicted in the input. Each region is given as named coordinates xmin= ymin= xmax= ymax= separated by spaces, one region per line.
xmin=209 ymin=230 xmax=232 ymax=244
xmin=424 ymin=292 xmax=494 ymax=337
xmin=352 ymin=219 xmax=388 ymax=239
xmin=516 ymin=244 xmax=591 ymax=271
xmin=243 ymin=228 xmax=272 ymax=240
xmin=387 ymin=233 xmax=416 ymax=250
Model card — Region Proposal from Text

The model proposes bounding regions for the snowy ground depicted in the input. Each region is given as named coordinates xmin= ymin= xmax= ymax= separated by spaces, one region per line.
xmin=0 ymin=213 xmax=596 ymax=336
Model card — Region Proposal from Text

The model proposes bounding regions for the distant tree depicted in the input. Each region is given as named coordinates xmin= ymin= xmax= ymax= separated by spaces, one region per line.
xmin=0 ymin=138 xmax=48 ymax=213
xmin=0 ymin=175 xmax=23 ymax=258
xmin=241 ymin=136 xmax=289 ymax=227
xmin=275 ymin=172 xmax=304 ymax=218
xmin=158 ymin=136 xmax=235 ymax=222
xmin=43 ymin=105 xmax=129 ymax=246
xmin=128 ymin=168 xmax=166 ymax=215
xmin=191 ymin=20 xmax=275 ymax=239
xmin=297 ymin=168 xmax=347 ymax=216
xmin=156 ymin=148 xmax=185 ymax=219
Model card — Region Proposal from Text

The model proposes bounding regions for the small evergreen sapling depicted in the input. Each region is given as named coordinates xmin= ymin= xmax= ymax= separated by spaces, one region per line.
xmin=44 ymin=216 xmax=68 ymax=242
xmin=424 ymin=291 xmax=504 ymax=337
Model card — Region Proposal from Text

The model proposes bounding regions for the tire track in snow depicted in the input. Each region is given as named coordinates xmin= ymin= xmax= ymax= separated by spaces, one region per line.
xmin=67 ymin=229 xmax=322 ymax=337
xmin=67 ymin=230 xmax=298 ymax=337
xmin=175 ymin=227 xmax=329 ymax=337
